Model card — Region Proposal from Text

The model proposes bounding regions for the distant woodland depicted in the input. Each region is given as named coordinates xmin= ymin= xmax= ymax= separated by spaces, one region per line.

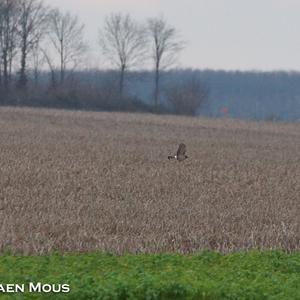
xmin=0 ymin=0 xmax=299 ymax=121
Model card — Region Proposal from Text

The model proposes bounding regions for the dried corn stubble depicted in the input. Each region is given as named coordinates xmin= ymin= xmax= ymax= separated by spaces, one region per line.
xmin=0 ymin=107 xmax=299 ymax=254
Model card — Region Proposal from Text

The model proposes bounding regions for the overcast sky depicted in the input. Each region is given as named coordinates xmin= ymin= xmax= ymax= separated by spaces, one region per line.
xmin=45 ymin=0 xmax=300 ymax=71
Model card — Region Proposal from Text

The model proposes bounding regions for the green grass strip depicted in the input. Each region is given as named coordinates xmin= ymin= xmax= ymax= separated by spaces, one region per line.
xmin=0 ymin=251 xmax=299 ymax=299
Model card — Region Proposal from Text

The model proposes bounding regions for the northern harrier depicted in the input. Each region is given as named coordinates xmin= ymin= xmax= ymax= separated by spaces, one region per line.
xmin=168 ymin=143 xmax=188 ymax=161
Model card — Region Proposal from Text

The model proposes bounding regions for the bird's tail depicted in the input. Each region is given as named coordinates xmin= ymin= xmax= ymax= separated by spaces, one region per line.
xmin=168 ymin=155 xmax=176 ymax=160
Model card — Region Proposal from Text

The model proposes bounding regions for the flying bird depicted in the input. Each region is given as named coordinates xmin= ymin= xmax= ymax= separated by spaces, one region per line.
xmin=168 ymin=143 xmax=188 ymax=161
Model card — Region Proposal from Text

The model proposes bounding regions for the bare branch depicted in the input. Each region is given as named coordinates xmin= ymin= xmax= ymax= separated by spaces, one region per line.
xmin=147 ymin=16 xmax=184 ymax=70
xmin=17 ymin=0 xmax=49 ymax=88
xmin=47 ymin=8 xmax=87 ymax=84
xmin=0 ymin=0 xmax=19 ymax=90
xmin=98 ymin=13 xmax=147 ymax=96
xmin=147 ymin=16 xmax=185 ymax=109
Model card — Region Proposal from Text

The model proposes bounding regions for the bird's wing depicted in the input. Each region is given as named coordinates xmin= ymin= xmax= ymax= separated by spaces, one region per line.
xmin=177 ymin=143 xmax=186 ymax=156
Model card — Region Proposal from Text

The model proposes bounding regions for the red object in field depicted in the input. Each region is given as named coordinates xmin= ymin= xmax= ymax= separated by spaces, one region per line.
xmin=220 ymin=107 xmax=229 ymax=114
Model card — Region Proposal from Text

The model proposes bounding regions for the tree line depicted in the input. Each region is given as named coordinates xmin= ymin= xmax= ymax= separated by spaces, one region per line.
xmin=0 ymin=0 xmax=208 ymax=115
xmin=1 ymin=0 xmax=299 ymax=121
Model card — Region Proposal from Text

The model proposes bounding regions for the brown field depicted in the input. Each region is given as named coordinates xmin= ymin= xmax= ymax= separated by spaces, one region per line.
xmin=0 ymin=107 xmax=299 ymax=254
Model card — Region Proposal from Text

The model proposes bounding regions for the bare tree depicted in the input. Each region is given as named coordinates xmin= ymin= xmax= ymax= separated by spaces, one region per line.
xmin=17 ymin=0 xmax=48 ymax=89
xmin=165 ymin=75 xmax=209 ymax=116
xmin=47 ymin=8 xmax=87 ymax=85
xmin=40 ymin=47 xmax=56 ymax=88
xmin=31 ymin=42 xmax=45 ymax=86
xmin=98 ymin=13 xmax=147 ymax=98
xmin=0 ymin=0 xmax=19 ymax=91
xmin=147 ymin=16 xmax=184 ymax=109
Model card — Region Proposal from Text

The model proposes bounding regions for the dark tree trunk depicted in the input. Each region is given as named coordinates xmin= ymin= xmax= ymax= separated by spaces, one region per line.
xmin=154 ymin=61 xmax=160 ymax=110
xmin=51 ymin=71 xmax=56 ymax=88
xmin=8 ymin=54 xmax=13 ymax=82
xmin=3 ymin=49 xmax=9 ymax=91
xmin=18 ymin=36 xmax=28 ymax=89
xmin=34 ymin=68 xmax=39 ymax=86
xmin=154 ymin=59 xmax=160 ymax=111
xmin=60 ymin=39 xmax=64 ymax=84
xmin=60 ymin=66 xmax=64 ymax=84
xmin=119 ymin=64 xmax=125 ymax=98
